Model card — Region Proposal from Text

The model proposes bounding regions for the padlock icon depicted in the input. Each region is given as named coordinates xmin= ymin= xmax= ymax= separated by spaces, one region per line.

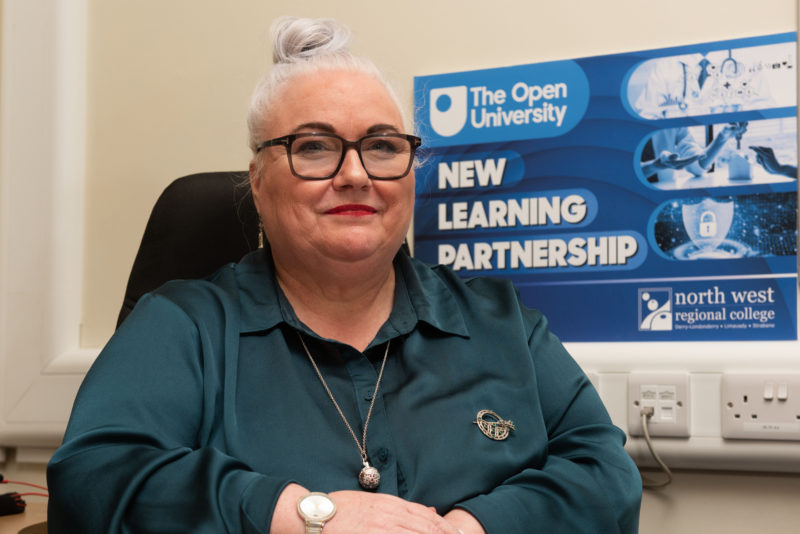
xmin=699 ymin=211 xmax=717 ymax=237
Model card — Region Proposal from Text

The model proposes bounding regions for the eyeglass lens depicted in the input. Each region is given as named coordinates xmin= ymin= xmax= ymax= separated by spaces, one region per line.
xmin=290 ymin=134 xmax=414 ymax=179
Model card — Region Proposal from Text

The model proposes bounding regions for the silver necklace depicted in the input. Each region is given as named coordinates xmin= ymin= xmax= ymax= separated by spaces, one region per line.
xmin=298 ymin=333 xmax=390 ymax=491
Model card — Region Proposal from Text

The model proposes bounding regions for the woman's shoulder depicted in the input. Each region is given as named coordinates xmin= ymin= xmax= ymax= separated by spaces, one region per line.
xmin=405 ymin=255 xmax=544 ymax=323
xmin=151 ymin=249 xmax=266 ymax=303
xmin=128 ymin=261 xmax=248 ymax=332
xmin=408 ymin=255 xmax=518 ymax=294
xmin=151 ymin=264 xmax=238 ymax=303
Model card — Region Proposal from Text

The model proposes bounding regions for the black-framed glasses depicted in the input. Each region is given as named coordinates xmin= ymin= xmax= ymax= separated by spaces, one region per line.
xmin=255 ymin=132 xmax=422 ymax=180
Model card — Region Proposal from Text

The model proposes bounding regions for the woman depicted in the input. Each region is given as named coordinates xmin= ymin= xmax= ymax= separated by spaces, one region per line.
xmin=47 ymin=17 xmax=641 ymax=533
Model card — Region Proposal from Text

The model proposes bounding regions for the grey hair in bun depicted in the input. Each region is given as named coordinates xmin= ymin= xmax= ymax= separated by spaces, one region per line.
xmin=270 ymin=16 xmax=351 ymax=64
xmin=247 ymin=16 xmax=406 ymax=156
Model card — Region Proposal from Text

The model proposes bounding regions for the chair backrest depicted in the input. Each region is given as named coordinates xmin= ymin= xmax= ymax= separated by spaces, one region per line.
xmin=116 ymin=171 xmax=259 ymax=327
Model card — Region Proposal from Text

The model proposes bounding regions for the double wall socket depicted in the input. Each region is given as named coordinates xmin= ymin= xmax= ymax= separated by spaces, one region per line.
xmin=628 ymin=373 xmax=690 ymax=438
xmin=721 ymin=373 xmax=800 ymax=441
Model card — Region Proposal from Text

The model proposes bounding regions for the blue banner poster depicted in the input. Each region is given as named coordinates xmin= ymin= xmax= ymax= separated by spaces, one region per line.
xmin=413 ymin=33 xmax=798 ymax=342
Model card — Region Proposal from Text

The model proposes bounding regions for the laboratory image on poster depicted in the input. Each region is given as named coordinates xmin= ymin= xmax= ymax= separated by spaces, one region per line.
xmin=413 ymin=33 xmax=797 ymax=342
xmin=636 ymin=118 xmax=797 ymax=190
xmin=626 ymin=42 xmax=795 ymax=119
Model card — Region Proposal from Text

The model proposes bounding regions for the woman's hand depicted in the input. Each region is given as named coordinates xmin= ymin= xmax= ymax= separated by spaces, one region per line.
xmin=324 ymin=490 xmax=462 ymax=534
xmin=270 ymin=484 xmax=473 ymax=533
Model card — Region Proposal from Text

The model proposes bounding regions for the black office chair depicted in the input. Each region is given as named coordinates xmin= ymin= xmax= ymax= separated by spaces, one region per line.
xmin=116 ymin=171 xmax=260 ymax=328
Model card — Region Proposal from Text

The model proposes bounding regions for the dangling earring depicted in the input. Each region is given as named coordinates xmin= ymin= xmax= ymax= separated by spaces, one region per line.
xmin=258 ymin=219 xmax=265 ymax=249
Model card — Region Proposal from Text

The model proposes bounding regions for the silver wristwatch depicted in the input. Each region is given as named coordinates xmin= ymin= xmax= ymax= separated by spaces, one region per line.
xmin=297 ymin=492 xmax=336 ymax=534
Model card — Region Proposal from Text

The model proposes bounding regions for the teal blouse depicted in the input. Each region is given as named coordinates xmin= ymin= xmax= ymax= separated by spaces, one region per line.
xmin=47 ymin=249 xmax=641 ymax=533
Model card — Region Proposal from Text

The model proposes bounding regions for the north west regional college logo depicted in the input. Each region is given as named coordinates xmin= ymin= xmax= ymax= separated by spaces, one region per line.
xmin=638 ymin=288 xmax=673 ymax=331
xmin=429 ymin=86 xmax=468 ymax=137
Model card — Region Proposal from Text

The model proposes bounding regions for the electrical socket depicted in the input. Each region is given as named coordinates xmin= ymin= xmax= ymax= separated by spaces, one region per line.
xmin=721 ymin=373 xmax=800 ymax=441
xmin=628 ymin=373 xmax=690 ymax=437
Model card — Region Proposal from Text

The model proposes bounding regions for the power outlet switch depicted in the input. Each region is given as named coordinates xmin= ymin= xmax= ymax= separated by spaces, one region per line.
xmin=721 ymin=373 xmax=800 ymax=441
xmin=628 ymin=373 xmax=690 ymax=438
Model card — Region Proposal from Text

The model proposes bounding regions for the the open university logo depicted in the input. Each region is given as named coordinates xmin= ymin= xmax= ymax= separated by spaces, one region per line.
xmin=638 ymin=287 xmax=673 ymax=331
xmin=415 ymin=60 xmax=589 ymax=147
xmin=429 ymin=86 xmax=468 ymax=137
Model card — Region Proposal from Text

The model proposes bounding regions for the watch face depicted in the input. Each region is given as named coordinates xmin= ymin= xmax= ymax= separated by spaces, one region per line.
xmin=298 ymin=493 xmax=336 ymax=521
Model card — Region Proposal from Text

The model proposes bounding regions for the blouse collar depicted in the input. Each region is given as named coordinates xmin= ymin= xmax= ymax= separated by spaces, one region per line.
xmin=233 ymin=246 xmax=469 ymax=341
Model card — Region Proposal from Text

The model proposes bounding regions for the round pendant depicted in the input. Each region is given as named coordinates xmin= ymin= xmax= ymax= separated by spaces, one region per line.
xmin=358 ymin=464 xmax=380 ymax=490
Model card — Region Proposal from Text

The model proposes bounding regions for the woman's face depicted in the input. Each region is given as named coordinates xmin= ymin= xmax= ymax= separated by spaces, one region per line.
xmin=250 ymin=69 xmax=414 ymax=267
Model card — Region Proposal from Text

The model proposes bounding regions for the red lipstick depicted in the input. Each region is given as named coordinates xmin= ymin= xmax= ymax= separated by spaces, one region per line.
xmin=326 ymin=204 xmax=377 ymax=216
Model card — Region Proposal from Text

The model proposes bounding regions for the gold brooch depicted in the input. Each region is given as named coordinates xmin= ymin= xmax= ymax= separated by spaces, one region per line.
xmin=473 ymin=409 xmax=515 ymax=440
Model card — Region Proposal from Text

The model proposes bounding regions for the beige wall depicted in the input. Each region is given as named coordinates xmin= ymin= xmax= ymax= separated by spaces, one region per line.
xmin=76 ymin=1 xmax=799 ymax=532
